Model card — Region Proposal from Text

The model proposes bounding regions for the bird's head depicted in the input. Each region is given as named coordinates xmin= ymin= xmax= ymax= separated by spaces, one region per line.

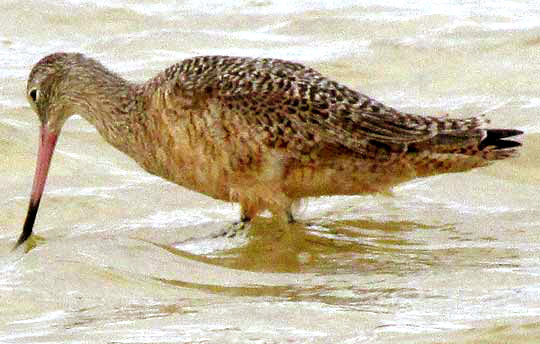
xmin=26 ymin=52 xmax=81 ymax=134
xmin=14 ymin=52 xmax=83 ymax=249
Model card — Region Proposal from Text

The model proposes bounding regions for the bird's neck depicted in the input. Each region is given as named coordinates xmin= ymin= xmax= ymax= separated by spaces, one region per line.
xmin=68 ymin=63 xmax=144 ymax=155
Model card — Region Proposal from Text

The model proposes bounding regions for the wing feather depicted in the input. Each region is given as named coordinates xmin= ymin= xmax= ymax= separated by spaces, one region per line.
xmin=156 ymin=55 xmax=487 ymax=155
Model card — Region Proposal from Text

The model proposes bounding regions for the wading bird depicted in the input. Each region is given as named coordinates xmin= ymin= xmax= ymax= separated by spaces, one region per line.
xmin=15 ymin=52 xmax=523 ymax=248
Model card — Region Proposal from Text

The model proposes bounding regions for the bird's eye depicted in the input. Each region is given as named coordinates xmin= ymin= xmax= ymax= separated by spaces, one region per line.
xmin=29 ymin=88 xmax=39 ymax=102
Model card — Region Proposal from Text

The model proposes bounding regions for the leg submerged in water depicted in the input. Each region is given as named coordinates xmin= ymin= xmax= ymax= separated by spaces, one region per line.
xmin=213 ymin=209 xmax=252 ymax=238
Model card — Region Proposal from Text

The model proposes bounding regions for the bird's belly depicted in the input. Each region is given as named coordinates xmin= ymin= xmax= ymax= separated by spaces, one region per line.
xmin=137 ymin=144 xmax=417 ymax=203
xmin=163 ymin=155 xmax=234 ymax=201
xmin=283 ymin=157 xmax=416 ymax=198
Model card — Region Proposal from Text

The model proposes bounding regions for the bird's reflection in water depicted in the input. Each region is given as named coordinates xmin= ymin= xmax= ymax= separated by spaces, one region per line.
xmin=167 ymin=217 xmax=452 ymax=275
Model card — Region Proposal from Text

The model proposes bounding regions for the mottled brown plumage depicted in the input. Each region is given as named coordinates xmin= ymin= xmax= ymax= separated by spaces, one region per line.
xmin=17 ymin=52 xmax=522 ymax=247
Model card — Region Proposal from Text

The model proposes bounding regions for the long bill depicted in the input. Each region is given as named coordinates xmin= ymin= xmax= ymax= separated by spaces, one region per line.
xmin=14 ymin=125 xmax=58 ymax=249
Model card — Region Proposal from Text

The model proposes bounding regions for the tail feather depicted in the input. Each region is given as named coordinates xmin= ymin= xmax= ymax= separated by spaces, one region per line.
xmin=478 ymin=129 xmax=523 ymax=151
xmin=409 ymin=127 xmax=523 ymax=157
xmin=407 ymin=126 xmax=523 ymax=177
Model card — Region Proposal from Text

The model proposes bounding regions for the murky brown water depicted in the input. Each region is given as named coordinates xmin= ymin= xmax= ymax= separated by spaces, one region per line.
xmin=2 ymin=1 xmax=540 ymax=343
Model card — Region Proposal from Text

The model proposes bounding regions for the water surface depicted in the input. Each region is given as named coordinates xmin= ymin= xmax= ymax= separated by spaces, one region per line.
xmin=1 ymin=1 xmax=540 ymax=343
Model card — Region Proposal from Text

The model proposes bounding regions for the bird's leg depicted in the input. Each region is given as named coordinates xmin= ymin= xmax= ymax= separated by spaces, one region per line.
xmin=239 ymin=212 xmax=252 ymax=224
xmin=286 ymin=209 xmax=295 ymax=224
xmin=212 ymin=208 xmax=252 ymax=238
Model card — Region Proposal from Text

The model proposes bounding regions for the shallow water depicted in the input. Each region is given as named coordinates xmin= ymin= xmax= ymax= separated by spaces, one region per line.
xmin=2 ymin=1 xmax=540 ymax=343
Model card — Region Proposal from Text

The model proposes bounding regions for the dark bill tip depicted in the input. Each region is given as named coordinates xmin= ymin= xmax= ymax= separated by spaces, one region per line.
xmin=13 ymin=199 xmax=41 ymax=250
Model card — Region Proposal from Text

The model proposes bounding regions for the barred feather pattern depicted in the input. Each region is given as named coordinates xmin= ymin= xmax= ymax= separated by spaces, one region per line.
xmin=27 ymin=53 xmax=523 ymax=221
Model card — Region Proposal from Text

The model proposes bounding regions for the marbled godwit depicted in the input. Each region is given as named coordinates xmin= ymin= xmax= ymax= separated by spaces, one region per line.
xmin=15 ymin=52 xmax=522 ymax=248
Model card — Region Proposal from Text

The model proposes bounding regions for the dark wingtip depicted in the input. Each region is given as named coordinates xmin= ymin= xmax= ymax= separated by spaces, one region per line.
xmin=478 ymin=129 xmax=523 ymax=151
xmin=484 ymin=129 xmax=523 ymax=140
xmin=12 ymin=199 xmax=40 ymax=251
